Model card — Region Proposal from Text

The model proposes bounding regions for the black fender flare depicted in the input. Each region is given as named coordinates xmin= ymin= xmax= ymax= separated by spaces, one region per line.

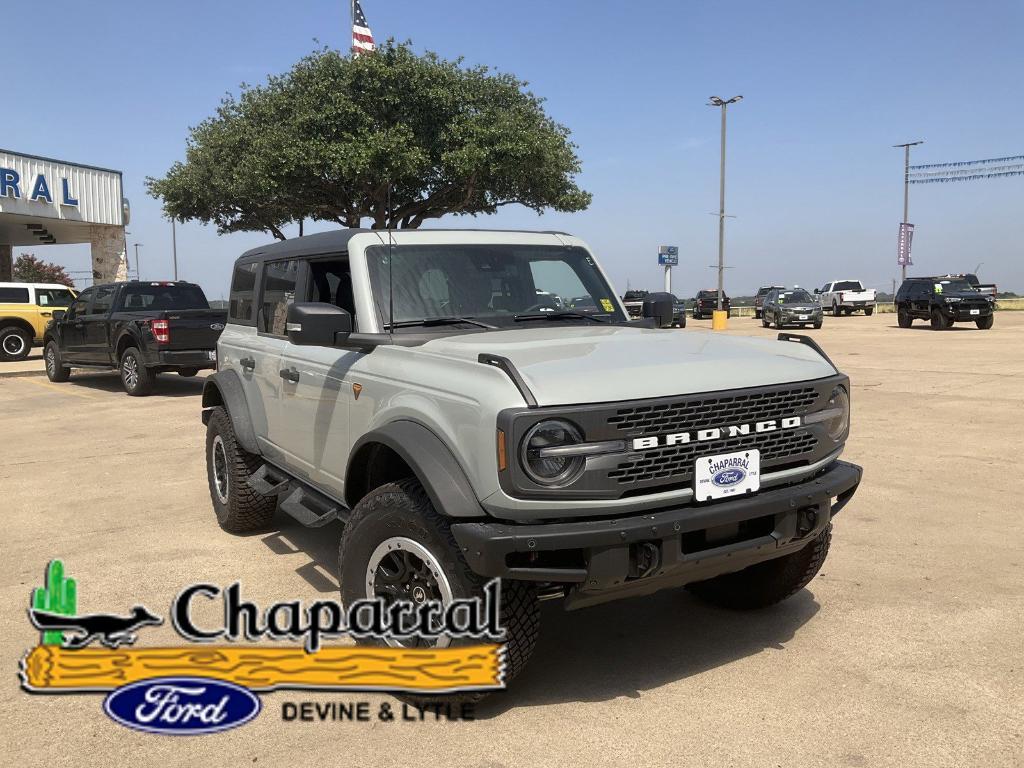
xmin=346 ymin=421 xmax=483 ymax=518
xmin=201 ymin=369 xmax=260 ymax=455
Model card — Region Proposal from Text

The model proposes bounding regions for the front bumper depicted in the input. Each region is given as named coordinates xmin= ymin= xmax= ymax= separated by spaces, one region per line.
xmin=452 ymin=460 xmax=861 ymax=609
xmin=944 ymin=303 xmax=993 ymax=321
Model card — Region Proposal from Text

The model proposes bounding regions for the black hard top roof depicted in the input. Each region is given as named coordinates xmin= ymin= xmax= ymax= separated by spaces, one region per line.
xmin=234 ymin=228 xmax=574 ymax=265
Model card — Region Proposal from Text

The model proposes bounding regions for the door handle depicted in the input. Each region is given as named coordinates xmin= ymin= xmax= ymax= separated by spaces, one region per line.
xmin=279 ymin=367 xmax=300 ymax=383
xmin=239 ymin=357 xmax=256 ymax=371
xmin=41 ymin=312 xmax=52 ymax=317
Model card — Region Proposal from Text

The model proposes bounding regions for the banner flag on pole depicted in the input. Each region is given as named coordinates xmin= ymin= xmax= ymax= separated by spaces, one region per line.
xmin=897 ymin=223 xmax=914 ymax=267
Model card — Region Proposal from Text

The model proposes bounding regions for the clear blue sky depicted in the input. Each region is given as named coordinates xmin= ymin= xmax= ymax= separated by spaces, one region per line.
xmin=5 ymin=0 xmax=1023 ymax=297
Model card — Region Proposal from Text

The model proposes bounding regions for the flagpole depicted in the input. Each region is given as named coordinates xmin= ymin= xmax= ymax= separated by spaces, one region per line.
xmin=350 ymin=0 xmax=355 ymax=54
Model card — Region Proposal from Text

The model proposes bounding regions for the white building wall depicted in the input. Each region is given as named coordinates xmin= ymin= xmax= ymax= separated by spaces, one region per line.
xmin=0 ymin=150 xmax=124 ymax=227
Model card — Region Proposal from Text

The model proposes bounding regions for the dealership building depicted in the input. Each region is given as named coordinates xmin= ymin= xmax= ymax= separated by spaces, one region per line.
xmin=0 ymin=149 xmax=129 ymax=283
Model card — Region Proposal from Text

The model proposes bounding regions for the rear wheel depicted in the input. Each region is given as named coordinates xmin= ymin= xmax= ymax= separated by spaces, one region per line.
xmin=339 ymin=479 xmax=540 ymax=700
xmin=0 ymin=326 xmax=32 ymax=362
xmin=976 ymin=315 xmax=994 ymax=330
xmin=688 ymin=524 xmax=832 ymax=609
xmin=864 ymin=306 xmax=874 ymax=316
xmin=205 ymin=406 xmax=277 ymax=532
xmin=120 ymin=347 xmax=154 ymax=395
xmin=177 ymin=368 xmax=200 ymax=377
xmin=897 ymin=306 xmax=912 ymax=328
xmin=44 ymin=341 xmax=71 ymax=382
xmin=754 ymin=310 xmax=762 ymax=319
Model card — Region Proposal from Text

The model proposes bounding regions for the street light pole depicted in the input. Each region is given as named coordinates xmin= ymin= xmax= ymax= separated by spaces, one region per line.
xmin=133 ymin=243 xmax=143 ymax=281
xmin=709 ymin=95 xmax=742 ymax=312
xmin=894 ymin=140 xmax=923 ymax=281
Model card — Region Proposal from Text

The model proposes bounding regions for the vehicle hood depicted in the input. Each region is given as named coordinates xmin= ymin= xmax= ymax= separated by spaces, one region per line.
xmin=418 ymin=326 xmax=837 ymax=407
xmin=938 ymin=291 xmax=985 ymax=300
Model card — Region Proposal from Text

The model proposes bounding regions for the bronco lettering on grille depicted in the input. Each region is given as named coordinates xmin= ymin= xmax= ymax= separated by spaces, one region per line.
xmin=631 ymin=416 xmax=802 ymax=451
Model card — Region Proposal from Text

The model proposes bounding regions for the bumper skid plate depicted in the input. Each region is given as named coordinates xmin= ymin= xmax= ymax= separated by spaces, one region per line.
xmin=452 ymin=460 xmax=861 ymax=610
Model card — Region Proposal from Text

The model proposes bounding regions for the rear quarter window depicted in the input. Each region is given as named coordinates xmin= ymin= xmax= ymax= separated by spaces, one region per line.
xmin=0 ymin=287 xmax=30 ymax=303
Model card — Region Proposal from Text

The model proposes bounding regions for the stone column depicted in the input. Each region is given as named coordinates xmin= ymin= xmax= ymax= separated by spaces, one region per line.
xmin=90 ymin=225 xmax=128 ymax=283
xmin=0 ymin=244 xmax=12 ymax=281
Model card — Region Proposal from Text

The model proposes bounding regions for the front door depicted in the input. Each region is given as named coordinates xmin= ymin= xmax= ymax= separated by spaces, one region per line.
xmin=59 ymin=288 xmax=94 ymax=360
xmin=275 ymin=257 xmax=359 ymax=498
xmin=80 ymin=285 xmax=117 ymax=363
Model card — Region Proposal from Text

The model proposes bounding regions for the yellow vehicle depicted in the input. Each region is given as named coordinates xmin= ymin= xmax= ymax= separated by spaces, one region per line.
xmin=0 ymin=283 xmax=78 ymax=361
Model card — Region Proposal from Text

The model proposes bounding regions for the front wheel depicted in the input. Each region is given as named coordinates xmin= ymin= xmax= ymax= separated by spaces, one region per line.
xmin=774 ymin=314 xmax=784 ymax=330
xmin=761 ymin=315 xmax=770 ymax=328
xmin=976 ymin=315 xmax=994 ymax=330
xmin=897 ymin=307 xmax=912 ymax=328
xmin=339 ymin=479 xmax=540 ymax=695
xmin=44 ymin=341 xmax=71 ymax=382
xmin=754 ymin=310 xmax=762 ymax=319
xmin=0 ymin=326 xmax=32 ymax=362
xmin=120 ymin=347 xmax=155 ymax=396
xmin=832 ymin=302 xmax=841 ymax=317
xmin=930 ymin=308 xmax=948 ymax=330
xmin=813 ymin=320 xmax=823 ymax=329
xmin=688 ymin=524 xmax=832 ymax=609
xmin=205 ymin=406 xmax=277 ymax=532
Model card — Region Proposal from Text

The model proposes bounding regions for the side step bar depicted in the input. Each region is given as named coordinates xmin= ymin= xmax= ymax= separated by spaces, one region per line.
xmin=246 ymin=463 xmax=348 ymax=528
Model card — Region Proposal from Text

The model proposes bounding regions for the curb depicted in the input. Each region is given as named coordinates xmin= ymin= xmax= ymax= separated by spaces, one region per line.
xmin=0 ymin=368 xmax=47 ymax=379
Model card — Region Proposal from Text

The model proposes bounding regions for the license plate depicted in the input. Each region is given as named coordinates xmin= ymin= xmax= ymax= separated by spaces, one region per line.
xmin=799 ymin=314 xmax=809 ymax=320
xmin=207 ymin=350 xmax=217 ymax=361
xmin=694 ymin=449 xmax=760 ymax=502
xmin=970 ymin=309 xmax=980 ymax=316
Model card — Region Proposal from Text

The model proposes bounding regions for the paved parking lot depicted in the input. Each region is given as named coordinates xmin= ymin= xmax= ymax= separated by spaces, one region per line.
xmin=3 ymin=312 xmax=1022 ymax=767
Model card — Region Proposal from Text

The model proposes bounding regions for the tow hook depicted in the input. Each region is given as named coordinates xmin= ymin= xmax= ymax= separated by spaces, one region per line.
xmin=797 ymin=507 xmax=818 ymax=537
xmin=628 ymin=542 xmax=661 ymax=580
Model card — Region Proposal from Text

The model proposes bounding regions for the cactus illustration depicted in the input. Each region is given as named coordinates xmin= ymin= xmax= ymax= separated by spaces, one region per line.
xmin=32 ymin=560 xmax=77 ymax=645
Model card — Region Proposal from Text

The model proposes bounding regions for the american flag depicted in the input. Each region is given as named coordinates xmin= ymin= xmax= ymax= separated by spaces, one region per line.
xmin=352 ymin=0 xmax=375 ymax=56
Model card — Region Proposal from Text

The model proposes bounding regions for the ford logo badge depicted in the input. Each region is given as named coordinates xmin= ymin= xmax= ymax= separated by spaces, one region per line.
xmin=103 ymin=676 xmax=260 ymax=735
xmin=711 ymin=468 xmax=746 ymax=487
xmin=210 ymin=323 xmax=225 ymax=331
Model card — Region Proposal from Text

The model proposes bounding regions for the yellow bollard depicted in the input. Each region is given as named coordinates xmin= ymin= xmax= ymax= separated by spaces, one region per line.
xmin=712 ymin=309 xmax=729 ymax=330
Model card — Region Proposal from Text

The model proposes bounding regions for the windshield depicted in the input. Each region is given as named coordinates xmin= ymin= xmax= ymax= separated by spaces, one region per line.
xmin=777 ymin=289 xmax=815 ymax=304
xmin=933 ymin=279 xmax=976 ymax=294
xmin=121 ymin=284 xmax=210 ymax=311
xmin=833 ymin=280 xmax=864 ymax=291
xmin=365 ymin=244 xmax=624 ymax=329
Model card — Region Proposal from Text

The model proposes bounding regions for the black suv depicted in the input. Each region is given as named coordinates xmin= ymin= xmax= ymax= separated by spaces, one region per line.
xmin=895 ymin=276 xmax=995 ymax=330
xmin=692 ymin=289 xmax=730 ymax=319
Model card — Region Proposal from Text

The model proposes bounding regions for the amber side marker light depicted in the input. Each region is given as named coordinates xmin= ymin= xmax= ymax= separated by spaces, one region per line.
xmin=496 ymin=429 xmax=508 ymax=471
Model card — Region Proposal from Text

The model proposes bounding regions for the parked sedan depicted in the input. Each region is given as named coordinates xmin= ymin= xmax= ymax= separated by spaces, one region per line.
xmin=692 ymin=289 xmax=730 ymax=319
xmin=762 ymin=287 xmax=823 ymax=329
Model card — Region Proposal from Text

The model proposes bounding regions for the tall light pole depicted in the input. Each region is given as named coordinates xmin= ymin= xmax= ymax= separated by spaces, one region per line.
xmin=170 ymin=218 xmax=178 ymax=280
xmin=709 ymin=95 xmax=742 ymax=312
xmin=133 ymin=243 xmax=143 ymax=281
xmin=894 ymin=140 xmax=923 ymax=281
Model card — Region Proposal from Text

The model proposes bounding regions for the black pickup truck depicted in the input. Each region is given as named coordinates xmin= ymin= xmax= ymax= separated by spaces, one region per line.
xmin=43 ymin=281 xmax=226 ymax=395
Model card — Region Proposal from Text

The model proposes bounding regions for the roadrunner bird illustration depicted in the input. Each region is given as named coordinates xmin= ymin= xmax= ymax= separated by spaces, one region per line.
xmin=29 ymin=605 xmax=163 ymax=649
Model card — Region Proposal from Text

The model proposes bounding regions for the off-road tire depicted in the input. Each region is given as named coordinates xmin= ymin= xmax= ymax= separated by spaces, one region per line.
xmin=976 ymin=315 xmax=994 ymax=330
xmin=44 ymin=341 xmax=71 ymax=382
xmin=205 ymin=406 xmax=276 ymax=532
xmin=687 ymin=523 xmax=832 ymax=609
xmin=177 ymin=368 xmax=200 ymax=377
xmin=864 ymin=307 xmax=874 ymax=316
xmin=339 ymin=478 xmax=540 ymax=702
xmin=930 ymin=308 xmax=948 ymax=330
xmin=897 ymin=306 xmax=912 ymax=328
xmin=120 ymin=347 xmax=155 ymax=396
xmin=0 ymin=326 xmax=32 ymax=362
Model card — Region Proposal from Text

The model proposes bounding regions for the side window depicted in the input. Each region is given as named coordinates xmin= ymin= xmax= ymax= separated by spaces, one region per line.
xmin=0 ymin=286 xmax=30 ymax=303
xmin=229 ymin=262 xmax=258 ymax=324
xmin=307 ymin=258 xmax=356 ymax=318
xmin=259 ymin=260 xmax=298 ymax=336
xmin=89 ymin=286 xmax=117 ymax=316
xmin=65 ymin=289 xmax=94 ymax=320
xmin=36 ymin=288 xmax=75 ymax=307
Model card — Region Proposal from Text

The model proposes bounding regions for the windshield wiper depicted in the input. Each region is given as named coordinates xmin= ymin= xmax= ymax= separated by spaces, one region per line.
xmin=513 ymin=311 xmax=609 ymax=323
xmin=389 ymin=316 xmax=497 ymax=330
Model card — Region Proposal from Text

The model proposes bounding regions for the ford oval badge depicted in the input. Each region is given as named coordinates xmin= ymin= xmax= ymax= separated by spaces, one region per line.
xmin=711 ymin=467 xmax=747 ymax=487
xmin=210 ymin=323 xmax=225 ymax=331
xmin=103 ymin=676 xmax=260 ymax=735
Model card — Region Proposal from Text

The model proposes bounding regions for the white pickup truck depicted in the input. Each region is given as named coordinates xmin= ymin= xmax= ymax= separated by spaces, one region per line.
xmin=815 ymin=280 xmax=876 ymax=317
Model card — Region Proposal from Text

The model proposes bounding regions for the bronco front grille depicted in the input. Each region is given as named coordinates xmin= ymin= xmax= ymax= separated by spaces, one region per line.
xmin=608 ymin=429 xmax=819 ymax=487
xmin=606 ymin=385 xmax=819 ymax=434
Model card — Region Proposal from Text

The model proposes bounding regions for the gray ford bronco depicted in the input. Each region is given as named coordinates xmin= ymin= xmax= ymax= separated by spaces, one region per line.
xmin=201 ymin=229 xmax=861 ymax=687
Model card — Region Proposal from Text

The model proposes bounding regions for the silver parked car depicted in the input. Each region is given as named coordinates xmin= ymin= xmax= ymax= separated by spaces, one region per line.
xmin=762 ymin=287 xmax=824 ymax=329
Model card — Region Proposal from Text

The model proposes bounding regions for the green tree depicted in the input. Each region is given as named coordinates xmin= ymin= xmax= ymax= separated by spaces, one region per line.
xmin=148 ymin=42 xmax=591 ymax=238
xmin=13 ymin=254 xmax=75 ymax=287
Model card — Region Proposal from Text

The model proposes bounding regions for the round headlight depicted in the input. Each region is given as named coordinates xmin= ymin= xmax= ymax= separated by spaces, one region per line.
xmin=520 ymin=419 xmax=585 ymax=487
xmin=823 ymin=385 xmax=850 ymax=440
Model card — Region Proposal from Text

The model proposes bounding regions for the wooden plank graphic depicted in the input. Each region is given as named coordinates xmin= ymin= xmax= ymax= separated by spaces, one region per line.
xmin=21 ymin=644 xmax=504 ymax=692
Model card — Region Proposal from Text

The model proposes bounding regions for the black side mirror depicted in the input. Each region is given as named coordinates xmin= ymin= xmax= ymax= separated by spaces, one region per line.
xmin=52 ymin=309 xmax=66 ymax=321
xmin=813 ymin=288 xmax=820 ymax=294
xmin=286 ymin=302 xmax=352 ymax=347
xmin=642 ymin=292 xmax=675 ymax=328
